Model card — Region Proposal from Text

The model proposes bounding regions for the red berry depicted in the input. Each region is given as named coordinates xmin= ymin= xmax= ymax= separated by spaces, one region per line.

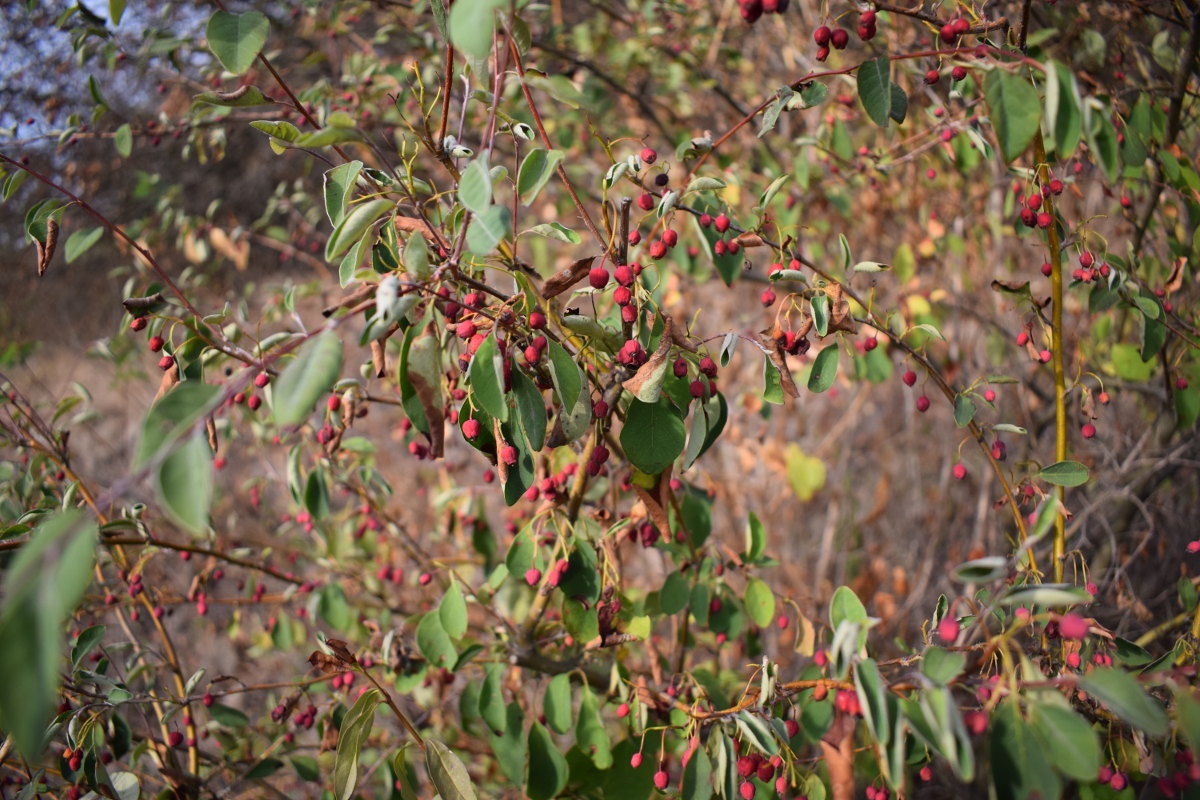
xmin=1176 ymin=377 xmax=1189 ymax=390
xmin=816 ymin=45 xmax=830 ymax=61
xmin=937 ymin=616 xmax=959 ymax=642
xmin=628 ymin=230 xmax=641 ymax=246
xmin=589 ymin=266 xmax=610 ymax=290
xmin=1049 ymin=178 xmax=1064 ymax=194
xmin=698 ymin=213 xmax=712 ymax=228
xmin=653 ymin=770 xmax=670 ymax=790
xmin=1016 ymin=331 xmax=1030 ymax=346
xmin=761 ymin=289 xmax=776 ymax=307
xmin=1058 ymin=613 xmax=1089 ymax=640
xmin=1041 ymin=262 xmax=1053 ymax=276
xmin=1038 ymin=349 xmax=1052 ymax=363
xmin=130 ymin=317 xmax=148 ymax=331
xmin=951 ymin=65 xmax=967 ymax=81
xmin=740 ymin=780 xmax=755 ymax=799
xmin=830 ymin=27 xmax=849 ymax=48
xmin=640 ymin=147 xmax=657 ymax=165
xmin=1098 ymin=391 xmax=1110 ymax=404
xmin=953 ymin=463 xmax=967 ymax=480
xmin=1079 ymin=251 xmax=1094 ymax=268
xmin=864 ymin=337 xmax=878 ymax=351
xmin=662 ymin=229 xmax=678 ymax=248
xmin=1081 ymin=422 xmax=1096 ymax=439
xmin=1037 ymin=212 xmax=1052 ymax=228
xmin=714 ymin=214 xmax=730 ymax=233
xmin=247 ymin=395 xmax=262 ymax=410
xmin=614 ymin=264 xmax=635 ymax=286
xmin=631 ymin=752 xmax=644 ymax=768
xmin=902 ymin=370 xmax=917 ymax=386
xmin=149 ymin=335 xmax=165 ymax=352
xmin=673 ymin=357 xmax=688 ymax=378
xmin=525 ymin=568 xmax=541 ymax=586
xmin=202 ymin=692 xmax=214 ymax=706
xmin=614 ymin=287 xmax=633 ymax=306
xmin=168 ymin=731 xmax=184 ymax=747
xmin=983 ymin=388 xmax=996 ymax=402
xmin=463 ymin=419 xmax=481 ymax=438
xmin=648 ymin=240 xmax=667 ymax=259
xmin=860 ymin=9 xmax=876 ymax=25
xmin=699 ymin=356 xmax=717 ymax=377
xmin=157 ymin=355 xmax=174 ymax=370
xmin=255 ymin=372 xmax=270 ymax=388
xmin=924 ymin=69 xmax=940 ymax=85
xmin=529 ymin=311 xmax=546 ymax=329
xmin=500 ymin=445 xmax=518 ymax=465
xmin=785 ymin=718 xmax=800 ymax=737
xmin=814 ymin=25 xmax=831 ymax=46
xmin=456 ymin=320 xmax=477 ymax=339
xmin=916 ymin=395 xmax=931 ymax=412
xmin=637 ymin=193 xmax=655 ymax=211
xmin=940 ymin=24 xmax=957 ymax=43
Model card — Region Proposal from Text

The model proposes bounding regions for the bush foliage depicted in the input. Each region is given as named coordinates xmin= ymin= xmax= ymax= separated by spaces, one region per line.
xmin=2 ymin=1 xmax=1199 ymax=799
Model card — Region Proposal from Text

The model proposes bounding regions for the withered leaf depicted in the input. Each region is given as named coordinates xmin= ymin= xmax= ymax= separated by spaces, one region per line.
xmin=308 ymin=651 xmax=345 ymax=675
xmin=755 ymin=333 xmax=800 ymax=398
xmin=1166 ymin=257 xmax=1186 ymax=295
xmin=732 ymin=232 xmax=764 ymax=248
xmin=394 ymin=215 xmax=439 ymax=241
xmin=542 ymin=255 xmax=597 ymax=298
xmin=36 ymin=219 xmax=58 ymax=277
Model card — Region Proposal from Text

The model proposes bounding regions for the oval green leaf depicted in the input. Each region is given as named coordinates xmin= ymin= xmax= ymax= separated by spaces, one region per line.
xmin=983 ymin=70 xmax=1041 ymax=163
xmin=1037 ymin=460 xmax=1089 ymax=487
xmin=272 ymin=330 xmax=344 ymax=427
xmin=205 ymin=10 xmax=269 ymax=75
xmin=807 ymin=342 xmax=839 ymax=393
xmin=426 ymin=738 xmax=479 ymax=800
xmin=620 ymin=398 xmax=686 ymax=475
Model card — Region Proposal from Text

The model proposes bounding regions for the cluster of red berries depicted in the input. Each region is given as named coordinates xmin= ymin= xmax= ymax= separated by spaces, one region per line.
xmin=1016 ymin=176 xmax=1065 ymax=229
xmin=616 ymin=338 xmax=648 ymax=368
xmin=737 ymin=0 xmax=788 ymax=24
xmin=812 ymin=9 xmax=875 ymax=61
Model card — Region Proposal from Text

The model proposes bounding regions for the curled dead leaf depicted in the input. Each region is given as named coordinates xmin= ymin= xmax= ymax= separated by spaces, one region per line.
xmin=542 ymin=255 xmax=597 ymax=298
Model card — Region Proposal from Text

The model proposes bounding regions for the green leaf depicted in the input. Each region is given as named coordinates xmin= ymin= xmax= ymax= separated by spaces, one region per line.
xmin=134 ymin=382 xmax=221 ymax=469
xmin=512 ymin=367 xmax=547 ymax=451
xmin=990 ymin=701 xmax=1061 ymax=800
xmin=326 ymin=198 xmax=392 ymax=261
xmin=71 ymin=625 xmax=106 ymax=669
xmin=1037 ymin=460 xmax=1089 ymax=487
xmin=682 ymin=743 xmax=713 ymax=800
xmin=888 ymin=83 xmax=908 ymax=124
xmin=734 ymin=711 xmax=779 ymax=756
xmin=0 ymin=511 xmax=96 ymax=759
xmin=744 ymin=577 xmax=775 ymax=629
xmin=807 ymin=342 xmax=839 ymax=393
xmin=114 ymin=123 xmax=132 ymax=157
xmin=921 ymin=647 xmax=966 ymax=685
xmin=953 ymin=556 xmax=1009 ymax=583
xmin=458 ymin=158 xmax=493 ymax=214
xmin=983 ymin=70 xmax=1041 ymax=163
xmin=811 ymin=293 xmax=829 ymax=336
xmin=997 ymin=583 xmax=1092 ymax=608
xmin=334 ymin=688 xmax=381 ymax=800
xmin=245 ymin=758 xmax=283 ymax=780
xmin=547 ymin=339 xmax=583 ymax=413
xmin=156 ymin=432 xmax=213 ymax=535
xmin=543 ymin=673 xmax=573 ymax=734
xmin=272 ymin=330 xmax=343 ymax=427
xmin=830 ymin=586 xmax=867 ymax=629
xmin=854 ymin=658 xmax=891 ymax=746
xmin=1174 ymin=688 xmax=1200 ymax=757
xmin=857 ymin=55 xmax=892 ymax=127
xmin=620 ymin=398 xmax=685 ymax=475
xmin=449 ymin=0 xmax=498 ymax=59
xmin=292 ymin=756 xmax=320 ymax=782
xmin=318 ymin=583 xmax=351 ymax=631
xmin=953 ymin=394 xmax=976 ymax=427
xmin=468 ymin=333 xmax=508 ymax=422
xmin=438 ymin=580 xmax=467 ymax=639
xmin=517 ymin=149 xmax=565 ymax=206
xmin=1078 ymin=668 xmax=1167 ymax=737
xmin=324 ymin=161 xmax=364 ymax=226
xmin=488 ymin=703 xmax=527 ymax=784
xmin=466 ymin=205 xmax=511 ymax=254
xmin=525 ymin=222 xmax=580 ymax=243
xmin=417 ymin=612 xmax=457 ymax=668
xmin=205 ymin=10 xmax=270 ymax=75
xmin=109 ymin=0 xmax=126 ymax=24
xmin=745 ymin=512 xmax=766 ymax=561
xmin=65 ymin=226 xmax=104 ymax=263
xmin=209 ymin=703 xmax=249 ymax=728
xmin=661 ymin=571 xmax=690 ymax=615
xmin=426 ymin=739 xmax=479 ymax=800
xmin=1027 ymin=701 xmax=1101 ymax=782
xmin=576 ymin=685 xmax=613 ymax=769
xmin=526 ymin=721 xmax=569 ymax=800
xmin=478 ymin=663 xmax=507 ymax=733
xmin=1087 ymin=108 xmax=1120 ymax=182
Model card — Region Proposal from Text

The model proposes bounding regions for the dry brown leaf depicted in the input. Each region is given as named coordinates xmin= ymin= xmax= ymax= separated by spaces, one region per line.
xmin=209 ymin=227 xmax=249 ymax=271
xmin=1166 ymin=257 xmax=1187 ymax=295
xmin=394 ymin=215 xmax=439 ymax=240
xmin=542 ymin=255 xmax=597 ymax=298
xmin=36 ymin=219 xmax=58 ymax=277
xmin=154 ymin=361 xmax=180 ymax=402
xmin=756 ymin=333 xmax=800 ymax=398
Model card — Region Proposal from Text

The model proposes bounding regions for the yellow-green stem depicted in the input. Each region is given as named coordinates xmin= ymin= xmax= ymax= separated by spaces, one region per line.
xmin=1033 ymin=133 xmax=1067 ymax=583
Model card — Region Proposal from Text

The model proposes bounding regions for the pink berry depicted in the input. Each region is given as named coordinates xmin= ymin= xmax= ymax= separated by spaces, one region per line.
xmin=631 ymin=752 xmax=644 ymax=768
xmin=529 ymin=311 xmax=546 ymax=329
xmin=953 ymin=463 xmax=967 ymax=480
xmin=524 ymin=568 xmax=541 ymax=586
xmin=902 ymin=370 xmax=917 ymax=386
xmin=760 ymin=288 xmax=776 ymax=307
xmin=500 ymin=445 xmax=518 ymax=466
xmin=1058 ymin=613 xmax=1089 ymax=640
xmin=937 ymin=616 xmax=959 ymax=642
xmin=714 ymin=214 xmax=730 ymax=233
xmin=983 ymin=388 xmax=996 ymax=402
xmin=130 ymin=317 xmax=148 ymax=332
xmin=916 ymin=395 xmax=931 ymax=412
xmin=463 ymin=419 xmax=481 ymax=438
xmin=158 ymin=355 xmax=174 ymax=370
xmin=640 ymin=147 xmax=657 ymax=165
xmin=255 ymin=372 xmax=270 ymax=388
xmin=653 ymin=770 xmax=669 ymax=790
xmin=1081 ymin=422 xmax=1096 ymax=439
xmin=662 ymin=229 xmax=678 ymax=248
xmin=637 ymin=193 xmax=655 ymax=211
